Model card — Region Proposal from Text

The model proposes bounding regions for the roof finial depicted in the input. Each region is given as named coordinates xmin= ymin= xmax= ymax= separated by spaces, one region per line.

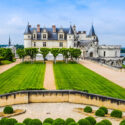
xmin=9 ymin=35 xmax=11 ymax=46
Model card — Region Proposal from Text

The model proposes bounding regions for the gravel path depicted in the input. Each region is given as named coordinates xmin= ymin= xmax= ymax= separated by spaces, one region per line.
xmin=0 ymin=59 xmax=21 ymax=74
xmin=80 ymin=60 xmax=125 ymax=88
xmin=43 ymin=61 xmax=56 ymax=90
xmin=0 ymin=103 xmax=123 ymax=125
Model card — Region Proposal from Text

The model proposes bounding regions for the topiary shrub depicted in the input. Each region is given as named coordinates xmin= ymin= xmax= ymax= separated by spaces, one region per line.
xmin=52 ymin=118 xmax=65 ymax=125
xmin=85 ymin=116 xmax=96 ymax=125
xmin=110 ymin=110 xmax=122 ymax=118
xmin=0 ymin=118 xmax=8 ymax=125
xmin=3 ymin=106 xmax=14 ymax=114
xmin=43 ymin=118 xmax=54 ymax=124
xmin=95 ymin=109 xmax=105 ymax=117
xmin=5 ymin=118 xmax=17 ymax=125
xmin=101 ymin=120 xmax=112 ymax=125
xmin=78 ymin=119 xmax=91 ymax=125
xmin=68 ymin=122 xmax=79 ymax=125
xmin=65 ymin=118 xmax=75 ymax=125
xmin=95 ymin=121 xmax=105 ymax=125
xmin=15 ymin=123 xmax=25 ymax=125
xmin=84 ymin=106 xmax=92 ymax=113
xmin=99 ymin=107 xmax=108 ymax=114
xmin=29 ymin=119 xmax=42 ymax=125
xmin=23 ymin=118 xmax=32 ymax=125
xmin=43 ymin=123 xmax=51 ymax=125
xmin=120 ymin=120 xmax=125 ymax=125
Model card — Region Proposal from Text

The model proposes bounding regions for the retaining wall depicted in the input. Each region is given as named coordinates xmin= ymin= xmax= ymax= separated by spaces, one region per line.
xmin=0 ymin=90 xmax=125 ymax=111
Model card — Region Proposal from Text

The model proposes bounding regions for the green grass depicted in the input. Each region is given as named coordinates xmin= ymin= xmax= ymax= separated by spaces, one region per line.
xmin=54 ymin=62 xmax=125 ymax=99
xmin=0 ymin=62 xmax=45 ymax=94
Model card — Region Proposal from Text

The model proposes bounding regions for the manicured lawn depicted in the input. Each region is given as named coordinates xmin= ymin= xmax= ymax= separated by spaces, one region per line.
xmin=54 ymin=62 xmax=125 ymax=99
xmin=0 ymin=62 xmax=45 ymax=94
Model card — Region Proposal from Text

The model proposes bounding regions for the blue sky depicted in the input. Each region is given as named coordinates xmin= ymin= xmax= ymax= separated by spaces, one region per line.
xmin=0 ymin=0 xmax=125 ymax=47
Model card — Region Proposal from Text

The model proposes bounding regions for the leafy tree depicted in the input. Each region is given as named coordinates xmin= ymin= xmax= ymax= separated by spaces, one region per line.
xmin=60 ymin=48 xmax=69 ymax=63
xmin=25 ymin=48 xmax=38 ymax=63
xmin=0 ymin=56 xmax=4 ymax=64
xmin=69 ymin=48 xmax=74 ymax=61
xmin=14 ymin=44 xmax=24 ymax=49
xmin=40 ymin=48 xmax=50 ymax=63
xmin=72 ymin=49 xmax=81 ymax=63
xmin=17 ymin=49 xmax=26 ymax=62
xmin=51 ymin=48 xmax=60 ymax=64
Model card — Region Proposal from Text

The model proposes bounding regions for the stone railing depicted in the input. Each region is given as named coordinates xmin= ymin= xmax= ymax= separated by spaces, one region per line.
xmin=0 ymin=90 xmax=125 ymax=111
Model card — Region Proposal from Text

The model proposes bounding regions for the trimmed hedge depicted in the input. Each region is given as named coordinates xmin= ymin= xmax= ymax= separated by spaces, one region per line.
xmin=120 ymin=120 xmax=125 ymax=125
xmin=110 ymin=110 xmax=122 ymax=118
xmin=52 ymin=118 xmax=65 ymax=125
xmin=15 ymin=123 xmax=25 ymax=125
xmin=68 ymin=122 xmax=79 ymax=125
xmin=101 ymin=120 xmax=112 ymax=125
xmin=65 ymin=118 xmax=75 ymax=125
xmin=23 ymin=118 xmax=32 ymax=125
xmin=95 ymin=109 xmax=105 ymax=117
xmin=43 ymin=118 xmax=54 ymax=124
xmin=85 ymin=116 xmax=96 ymax=125
xmin=99 ymin=107 xmax=108 ymax=114
xmin=43 ymin=123 xmax=51 ymax=125
xmin=95 ymin=122 xmax=105 ymax=125
xmin=5 ymin=118 xmax=17 ymax=125
xmin=84 ymin=106 xmax=92 ymax=113
xmin=0 ymin=118 xmax=8 ymax=125
xmin=29 ymin=119 xmax=42 ymax=125
xmin=3 ymin=106 xmax=14 ymax=114
xmin=78 ymin=119 xmax=91 ymax=125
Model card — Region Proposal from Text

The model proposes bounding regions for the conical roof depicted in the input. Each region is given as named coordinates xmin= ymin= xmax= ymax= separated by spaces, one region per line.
xmin=24 ymin=22 xmax=31 ymax=34
xmin=89 ymin=24 xmax=96 ymax=36
xmin=68 ymin=25 xmax=74 ymax=34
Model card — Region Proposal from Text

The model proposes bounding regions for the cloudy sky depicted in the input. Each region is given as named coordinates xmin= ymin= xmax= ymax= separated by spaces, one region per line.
xmin=0 ymin=0 xmax=125 ymax=47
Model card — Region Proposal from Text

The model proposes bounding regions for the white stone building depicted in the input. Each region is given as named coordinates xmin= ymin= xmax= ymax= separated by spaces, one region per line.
xmin=24 ymin=23 xmax=123 ymax=67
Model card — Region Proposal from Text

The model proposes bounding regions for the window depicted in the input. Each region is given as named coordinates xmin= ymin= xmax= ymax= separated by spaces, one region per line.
xmin=59 ymin=42 xmax=63 ymax=47
xmin=28 ymin=36 xmax=30 ymax=38
xmin=43 ymin=34 xmax=46 ymax=39
xmin=43 ymin=42 xmax=46 ymax=47
xmin=33 ymin=34 xmax=35 ymax=39
xmin=34 ymin=42 xmax=36 ymax=47
xmin=59 ymin=34 xmax=63 ymax=39
xmin=104 ymin=51 xmax=106 ymax=57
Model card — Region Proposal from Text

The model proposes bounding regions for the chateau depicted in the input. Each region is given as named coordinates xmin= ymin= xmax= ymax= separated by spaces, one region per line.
xmin=24 ymin=23 xmax=123 ymax=67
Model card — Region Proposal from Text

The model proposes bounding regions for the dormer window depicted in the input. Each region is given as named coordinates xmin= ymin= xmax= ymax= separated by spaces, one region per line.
xmin=33 ymin=34 xmax=35 ymax=39
xmin=58 ymin=33 xmax=64 ymax=40
xmin=59 ymin=34 xmax=63 ymax=39
xmin=43 ymin=34 xmax=46 ymax=39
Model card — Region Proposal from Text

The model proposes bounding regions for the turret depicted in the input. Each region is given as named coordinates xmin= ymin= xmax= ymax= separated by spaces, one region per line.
xmin=67 ymin=25 xmax=74 ymax=48
xmin=24 ymin=22 xmax=32 ymax=48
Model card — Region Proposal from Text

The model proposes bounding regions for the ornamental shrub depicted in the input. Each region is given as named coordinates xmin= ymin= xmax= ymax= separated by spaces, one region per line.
xmin=3 ymin=106 xmax=14 ymax=114
xmin=65 ymin=118 xmax=75 ymax=125
xmin=5 ymin=118 xmax=17 ymax=125
xmin=95 ymin=109 xmax=105 ymax=117
xmin=101 ymin=120 xmax=112 ymax=125
xmin=15 ymin=123 xmax=25 ymax=125
xmin=29 ymin=119 xmax=42 ymax=125
xmin=0 ymin=118 xmax=7 ymax=125
xmin=23 ymin=118 xmax=32 ymax=125
xmin=43 ymin=118 xmax=54 ymax=124
xmin=120 ymin=120 xmax=125 ymax=125
xmin=95 ymin=122 xmax=105 ymax=125
xmin=84 ymin=106 xmax=92 ymax=113
xmin=78 ymin=119 xmax=91 ymax=125
xmin=110 ymin=110 xmax=122 ymax=118
xmin=85 ymin=116 xmax=96 ymax=125
xmin=43 ymin=123 xmax=51 ymax=125
xmin=52 ymin=118 xmax=65 ymax=125
xmin=68 ymin=122 xmax=79 ymax=125
xmin=99 ymin=107 xmax=108 ymax=114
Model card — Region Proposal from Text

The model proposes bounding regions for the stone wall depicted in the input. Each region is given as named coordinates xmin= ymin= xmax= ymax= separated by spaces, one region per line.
xmin=0 ymin=90 xmax=125 ymax=111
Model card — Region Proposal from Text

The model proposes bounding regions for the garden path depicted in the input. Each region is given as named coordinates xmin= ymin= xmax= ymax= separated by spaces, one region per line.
xmin=43 ymin=61 xmax=56 ymax=90
xmin=80 ymin=60 xmax=125 ymax=88
xmin=0 ymin=59 xmax=21 ymax=74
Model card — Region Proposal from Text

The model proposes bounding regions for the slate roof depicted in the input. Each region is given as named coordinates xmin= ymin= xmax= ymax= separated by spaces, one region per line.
xmin=89 ymin=25 xmax=96 ymax=36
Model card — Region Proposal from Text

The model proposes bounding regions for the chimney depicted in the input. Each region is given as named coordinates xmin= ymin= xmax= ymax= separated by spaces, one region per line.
xmin=52 ymin=25 xmax=56 ymax=33
xmin=37 ymin=24 xmax=40 ymax=32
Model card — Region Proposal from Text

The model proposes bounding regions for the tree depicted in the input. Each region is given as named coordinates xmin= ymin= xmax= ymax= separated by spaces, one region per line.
xmin=0 ymin=56 xmax=4 ymax=64
xmin=40 ymin=48 xmax=50 ymax=63
xmin=51 ymin=48 xmax=60 ymax=64
xmin=17 ymin=49 xmax=26 ymax=62
xmin=60 ymin=48 xmax=69 ymax=63
xmin=25 ymin=48 xmax=38 ymax=63
xmin=69 ymin=48 xmax=74 ymax=61
xmin=72 ymin=49 xmax=81 ymax=63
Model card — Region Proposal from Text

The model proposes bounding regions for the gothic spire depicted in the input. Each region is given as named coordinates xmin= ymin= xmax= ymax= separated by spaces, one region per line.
xmin=24 ymin=22 xmax=31 ymax=34
xmin=68 ymin=25 xmax=74 ymax=34
xmin=9 ymin=36 xmax=11 ymax=46
xmin=89 ymin=24 xmax=96 ymax=36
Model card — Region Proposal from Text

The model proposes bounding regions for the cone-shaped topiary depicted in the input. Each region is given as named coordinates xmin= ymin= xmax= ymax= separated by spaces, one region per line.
xmin=3 ymin=106 xmax=14 ymax=114
xmin=99 ymin=107 xmax=108 ymax=114
xmin=84 ymin=106 xmax=92 ymax=113
xmin=65 ymin=118 xmax=75 ymax=125
xmin=23 ymin=118 xmax=32 ymax=125
xmin=85 ymin=116 xmax=96 ymax=125
xmin=101 ymin=119 xmax=112 ymax=125
xmin=29 ymin=119 xmax=42 ymax=125
xmin=110 ymin=110 xmax=122 ymax=118
xmin=120 ymin=120 xmax=125 ymax=125
xmin=78 ymin=119 xmax=91 ymax=125
xmin=43 ymin=118 xmax=54 ymax=124
xmin=95 ymin=109 xmax=105 ymax=117
xmin=52 ymin=118 xmax=65 ymax=125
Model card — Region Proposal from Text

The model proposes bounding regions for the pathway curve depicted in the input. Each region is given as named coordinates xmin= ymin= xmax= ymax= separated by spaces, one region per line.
xmin=0 ymin=59 xmax=21 ymax=74
xmin=80 ymin=60 xmax=125 ymax=88
xmin=43 ymin=61 xmax=56 ymax=90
